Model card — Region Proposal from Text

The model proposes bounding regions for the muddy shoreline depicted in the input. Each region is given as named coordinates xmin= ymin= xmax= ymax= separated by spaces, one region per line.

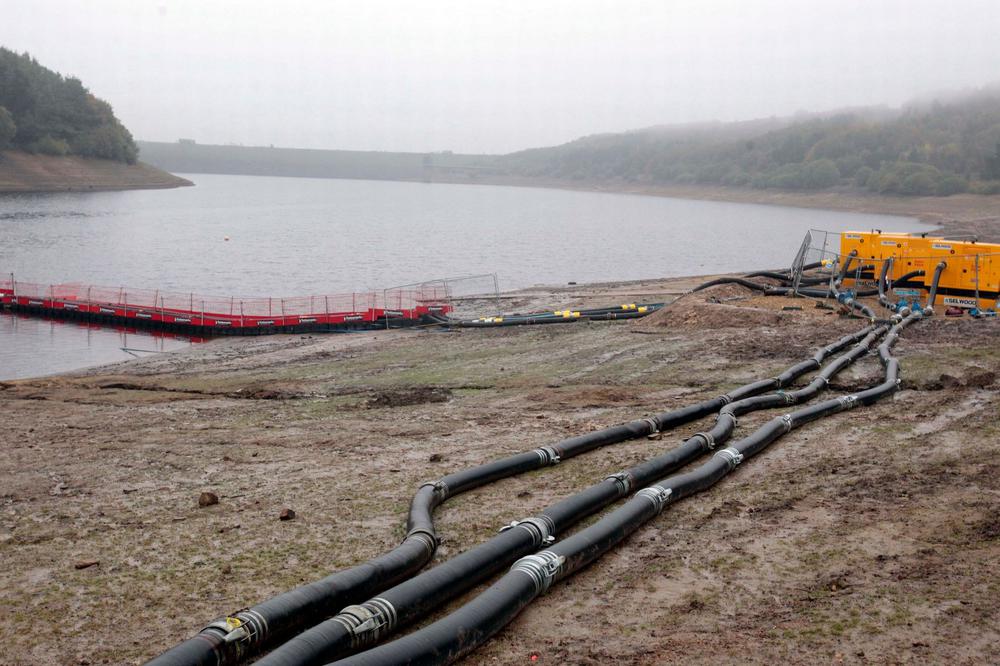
xmin=412 ymin=174 xmax=1000 ymax=242
xmin=1 ymin=266 xmax=998 ymax=664
xmin=0 ymin=150 xmax=192 ymax=194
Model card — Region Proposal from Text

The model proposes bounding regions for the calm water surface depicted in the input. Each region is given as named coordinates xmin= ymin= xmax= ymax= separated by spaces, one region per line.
xmin=1 ymin=174 xmax=924 ymax=378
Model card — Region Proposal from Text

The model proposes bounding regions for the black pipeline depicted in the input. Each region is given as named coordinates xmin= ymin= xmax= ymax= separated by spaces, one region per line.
xmin=923 ymin=261 xmax=947 ymax=316
xmin=694 ymin=262 xmax=930 ymax=307
xmin=254 ymin=325 xmax=879 ymax=666
xmin=146 ymin=337 xmax=774 ymax=666
xmin=433 ymin=303 xmax=664 ymax=328
xmin=335 ymin=313 xmax=919 ymax=666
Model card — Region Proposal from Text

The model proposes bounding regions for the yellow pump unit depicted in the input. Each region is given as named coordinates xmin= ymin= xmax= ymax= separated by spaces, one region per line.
xmin=839 ymin=231 xmax=1000 ymax=310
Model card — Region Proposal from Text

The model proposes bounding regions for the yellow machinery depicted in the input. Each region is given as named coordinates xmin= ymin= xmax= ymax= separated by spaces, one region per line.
xmin=839 ymin=231 xmax=1000 ymax=310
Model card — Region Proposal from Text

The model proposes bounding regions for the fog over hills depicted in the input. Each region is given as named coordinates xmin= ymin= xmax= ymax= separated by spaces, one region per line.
xmin=4 ymin=1 xmax=1000 ymax=153
xmin=141 ymin=85 xmax=1000 ymax=197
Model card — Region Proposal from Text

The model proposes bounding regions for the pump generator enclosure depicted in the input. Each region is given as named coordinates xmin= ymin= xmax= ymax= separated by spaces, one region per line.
xmin=839 ymin=231 xmax=1000 ymax=309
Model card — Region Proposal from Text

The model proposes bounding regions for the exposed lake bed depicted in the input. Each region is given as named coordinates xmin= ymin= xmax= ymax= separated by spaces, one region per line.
xmin=2 ymin=270 xmax=997 ymax=665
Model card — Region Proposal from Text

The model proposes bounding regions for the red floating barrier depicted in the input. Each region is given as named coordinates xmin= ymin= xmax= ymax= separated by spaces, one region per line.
xmin=0 ymin=275 xmax=451 ymax=335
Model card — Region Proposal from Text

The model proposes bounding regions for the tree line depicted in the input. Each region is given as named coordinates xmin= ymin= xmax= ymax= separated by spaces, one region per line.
xmin=0 ymin=48 xmax=137 ymax=163
xmin=500 ymin=88 xmax=1000 ymax=196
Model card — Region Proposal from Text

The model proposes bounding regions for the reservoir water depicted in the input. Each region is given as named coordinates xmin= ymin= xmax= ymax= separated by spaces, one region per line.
xmin=1 ymin=174 xmax=924 ymax=379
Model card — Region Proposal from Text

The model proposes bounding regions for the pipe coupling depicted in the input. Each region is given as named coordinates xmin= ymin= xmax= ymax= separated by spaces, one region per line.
xmin=419 ymin=479 xmax=449 ymax=498
xmin=838 ymin=395 xmax=859 ymax=410
xmin=511 ymin=550 xmax=565 ymax=595
xmin=717 ymin=393 xmax=733 ymax=405
xmin=533 ymin=446 xmax=561 ymax=466
xmin=202 ymin=608 xmax=267 ymax=647
xmin=332 ymin=597 xmax=398 ymax=649
xmin=500 ymin=515 xmax=556 ymax=546
xmin=636 ymin=484 xmax=672 ymax=513
xmin=604 ymin=471 xmax=634 ymax=495
xmin=641 ymin=417 xmax=660 ymax=435
xmin=779 ymin=414 xmax=793 ymax=432
xmin=714 ymin=446 xmax=744 ymax=470
xmin=404 ymin=527 xmax=440 ymax=551
xmin=691 ymin=431 xmax=716 ymax=450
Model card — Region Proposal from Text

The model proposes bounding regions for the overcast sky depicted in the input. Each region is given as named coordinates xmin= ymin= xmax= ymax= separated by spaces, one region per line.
xmin=3 ymin=0 xmax=1000 ymax=153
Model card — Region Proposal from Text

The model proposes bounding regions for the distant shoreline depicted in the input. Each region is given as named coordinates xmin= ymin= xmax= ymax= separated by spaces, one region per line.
xmin=0 ymin=150 xmax=192 ymax=194
xmin=416 ymin=174 xmax=1000 ymax=241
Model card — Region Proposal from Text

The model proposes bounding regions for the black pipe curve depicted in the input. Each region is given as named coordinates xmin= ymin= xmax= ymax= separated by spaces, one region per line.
xmin=254 ymin=325 xmax=879 ymax=666
xmin=332 ymin=314 xmax=920 ymax=665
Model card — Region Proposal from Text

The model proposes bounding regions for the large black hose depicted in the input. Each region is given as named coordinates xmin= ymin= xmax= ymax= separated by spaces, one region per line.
xmin=743 ymin=260 xmax=825 ymax=279
xmin=334 ymin=313 xmax=919 ymax=666
xmin=253 ymin=325 xmax=879 ymax=666
xmin=438 ymin=303 xmax=664 ymax=328
xmin=822 ymin=254 xmax=878 ymax=320
xmin=744 ymin=272 xmax=835 ymax=287
xmin=892 ymin=269 xmax=926 ymax=287
xmin=923 ymin=261 xmax=947 ymax=315
xmin=697 ymin=269 xmax=876 ymax=299
xmin=742 ymin=270 xmax=794 ymax=281
xmin=145 ymin=331 xmax=776 ymax=666
xmin=837 ymin=249 xmax=859 ymax=282
xmin=878 ymin=257 xmax=895 ymax=312
xmin=766 ymin=285 xmax=881 ymax=298
xmin=692 ymin=277 xmax=770 ymax=292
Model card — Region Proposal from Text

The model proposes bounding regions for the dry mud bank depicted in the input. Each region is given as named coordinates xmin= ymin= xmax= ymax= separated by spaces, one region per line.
xmin=0 ymin=150 xmax=192 ymax=193
xmin=1 ymin=276 xmax=998 ymax=665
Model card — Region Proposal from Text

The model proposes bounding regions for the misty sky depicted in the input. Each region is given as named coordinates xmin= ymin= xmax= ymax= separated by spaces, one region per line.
xmin=3 ymin=0 xmax=1000 ymax=154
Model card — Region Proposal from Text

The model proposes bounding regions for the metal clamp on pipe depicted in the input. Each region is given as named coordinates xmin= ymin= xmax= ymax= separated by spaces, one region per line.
xmin=419 ymin=479 xmax=449 ymax=497
xmin=532 ymin=446 xmax=561 ymax=465
xmin=201 ymin=616 xmax=251 ymax=645
xmin=332 ymin=597 xmax=398 ymax=649
xmin=404 ymin=527 xmax=440 ymax=550
xmin=838 ymin=395 xmax=859 ymax=410
xmin=714 ymin=447 xmax=744 ymax=469
xmin=201 ymin=608 xmax=267 ymax=650
xmin=691 ymin=431 xmax=716 ymax=450
xmin=642 ymin=417 xmax=661 ymax=439
xmin=604 ymin=471 xmax=634 ymax=495
xmin=635 ymin=484 xmax=672 ymax=513
xmin=510 ymin=551 xmax=565 ymax=595
xmin=499 ymin=516 xmax=556 ymax=546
